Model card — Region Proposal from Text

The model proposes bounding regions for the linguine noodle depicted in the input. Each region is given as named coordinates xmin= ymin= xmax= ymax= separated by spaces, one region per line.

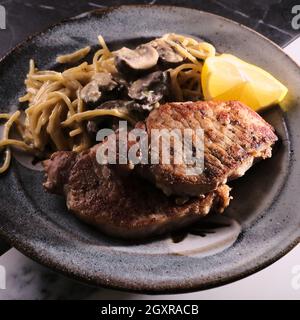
xmin=0 ymin=33 xmax=216 ymax=173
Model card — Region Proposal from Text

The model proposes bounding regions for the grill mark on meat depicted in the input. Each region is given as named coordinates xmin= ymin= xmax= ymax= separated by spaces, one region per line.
xmin=193 ymin=113 xmax=240 ymax=168
xmin=193 ymin=107 xmax=247 ymax=159
xmin=198 ymin=126 xmax=248 ymax=171
xmin=157 ymin=103 xmax=245 ymax=169
xmin=182 ymin=103 xmax=249 ymax=163
xmin=196 ymin=102 xmax=263 ymax=156
xmin=144 ymin=105 xmax=232 ymax=174
xmin=137 ymin=100 xmax=277 ymax=196
xmin=212 ymin=101 xmax=275 ymax=154
xmin=206 ymin=120 xmax=247 ymax=158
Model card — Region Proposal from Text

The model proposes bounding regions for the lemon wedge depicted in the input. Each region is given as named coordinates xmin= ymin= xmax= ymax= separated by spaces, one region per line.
xmin=201 ymin=53 xmax=288 ymax=111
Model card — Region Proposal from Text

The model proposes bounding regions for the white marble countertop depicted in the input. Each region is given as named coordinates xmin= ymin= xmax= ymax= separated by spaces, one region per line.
xmin=0 ymin=37 xmax=299 ymax=301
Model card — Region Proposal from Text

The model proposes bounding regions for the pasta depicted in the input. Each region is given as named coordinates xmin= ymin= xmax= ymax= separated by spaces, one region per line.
xmin=0 ymin=111 xmax=23 ymax=173
xmin=0 ymin=33 xmax=216 ymax=173
xmin=162 ymin=33 xmax=215 ymax=101
xmin=56 ymin=46 xmax=91 ymax=64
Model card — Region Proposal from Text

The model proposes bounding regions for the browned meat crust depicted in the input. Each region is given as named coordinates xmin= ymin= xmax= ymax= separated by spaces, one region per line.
xmin=138 ymin=100 xmax=278 ymax=196
xmin=43 ymin=149 xmax=231 ymax=240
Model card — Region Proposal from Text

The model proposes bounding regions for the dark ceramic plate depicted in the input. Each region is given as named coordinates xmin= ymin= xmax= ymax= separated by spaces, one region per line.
xmin=0 ymin=5 xmax=300 ymax=293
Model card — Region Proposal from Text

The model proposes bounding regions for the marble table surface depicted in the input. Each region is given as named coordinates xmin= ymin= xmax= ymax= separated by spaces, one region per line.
xmin=0 ymin=244 xmax=299 ymax=299
xmin=0 ymin=0 xmax=299 ymax=56
xmin=0 ymin=0 xmax=300 ymax=300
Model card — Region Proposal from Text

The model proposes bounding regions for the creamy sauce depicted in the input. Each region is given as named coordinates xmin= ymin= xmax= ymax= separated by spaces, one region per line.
xmin=111 ymin=215 xmax=241 ymax=257
xmin=167 ymin=215 xmax=241 ymax=257
xmin=13 ymin=149 xmax=43 ymax=172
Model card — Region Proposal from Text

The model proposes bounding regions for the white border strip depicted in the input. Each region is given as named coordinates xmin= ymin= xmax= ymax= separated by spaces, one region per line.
xmin=284 ymin=36 xmax=300 ymax=63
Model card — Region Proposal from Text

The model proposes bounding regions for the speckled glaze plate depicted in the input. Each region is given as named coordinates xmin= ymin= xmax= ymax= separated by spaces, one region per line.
xmin=0 ymin=5 xmax=300 ymax=293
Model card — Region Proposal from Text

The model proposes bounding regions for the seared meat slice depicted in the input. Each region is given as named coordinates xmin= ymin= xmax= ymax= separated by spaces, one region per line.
xmin=136 ymin=100 xmax=278 ymax=196
xmin=43 ymin=148 xmax=231 ymax=240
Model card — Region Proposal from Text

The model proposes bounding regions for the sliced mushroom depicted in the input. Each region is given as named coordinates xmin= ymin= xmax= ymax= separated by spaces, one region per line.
xmin=80 ymin=72 xmax=118 ymax=104
xmin=128 ymin=71 xmax=170 ymax=109
xmin=114 ymin=44 xmax=159 ymax=74
xmin=151 ymin=38 xmax=184 ymax=65
xmin=92 ymin=73 xmax=118 ymax=90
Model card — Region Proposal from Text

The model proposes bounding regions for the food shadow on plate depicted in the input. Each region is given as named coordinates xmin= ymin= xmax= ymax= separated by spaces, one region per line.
xmin=225 ymin=106 xmax=290 ymax=227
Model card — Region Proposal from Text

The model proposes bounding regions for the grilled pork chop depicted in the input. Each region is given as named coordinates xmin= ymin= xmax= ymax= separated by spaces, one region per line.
xmin=135 ymin=100 xmax=278 ymax=196
xmin=43 ymin=147 xmax=231 ymax=240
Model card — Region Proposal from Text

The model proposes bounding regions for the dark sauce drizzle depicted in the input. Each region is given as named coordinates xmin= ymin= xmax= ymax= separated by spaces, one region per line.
xmin=171 ymin=220 xmax=230 ymax=243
